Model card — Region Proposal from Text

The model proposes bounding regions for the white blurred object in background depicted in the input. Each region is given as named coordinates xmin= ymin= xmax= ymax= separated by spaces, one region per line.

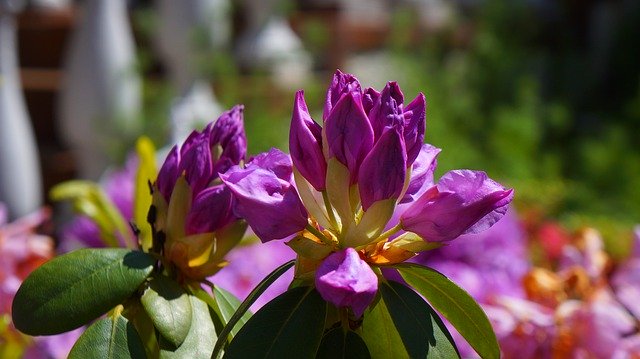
xmin=236 ymin=0 xmax=312 ymax=88
xmin=155 ymin=0 xmax=230 ymax=144
xmin=58 ymin=0 xmax=141 ymax=180
xmin=28 ymin=0 xmax=69 ymax=10
xmin=0 ymin=0 xmax=43 ymax=219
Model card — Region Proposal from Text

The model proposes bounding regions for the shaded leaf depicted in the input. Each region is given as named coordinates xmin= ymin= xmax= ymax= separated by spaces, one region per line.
xmin=224 ymin=287 xmax=327 ymax=359
xmin=159 ymin=295 xmax=216 ymax=359
xmin=396 ymin=263 xmax=499 ymax=359
xmin=211 ymin=260 xmax=295 ymax=358
xmin=316 ymin=327 xmax=370 ymax=359
xmin=12 ymin=249 xmax=155 ymax=335
xmin=141 ymin=275 xmax=192 ymax=347
xmin=68 ymin=314 xmax=146 ymax=359
xmin=379 ymin=280 xmax=459 ymax=359
xmin=213 ymin=286 xmax=252 ymax=337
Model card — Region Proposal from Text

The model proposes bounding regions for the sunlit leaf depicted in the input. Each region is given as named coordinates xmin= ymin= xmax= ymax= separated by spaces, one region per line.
xmin=212 ymin=286 xmax=252 ymax=337
xmin=159 ymin=295 xmax=216 ymax=359
xmin=396 ymin=263 xmax=499 ymax=359
xmin=141 ymin=275 xmax=192 ymax=347
xmin=378 ymin=280 xmax=459 ymax=358
xmin=361 ymin=295 xmax=409 ymax=359
xmin=68 ymin=312 xmax=146 ymax=359
xmin=12 ymin=249 xmax=155 ymax=335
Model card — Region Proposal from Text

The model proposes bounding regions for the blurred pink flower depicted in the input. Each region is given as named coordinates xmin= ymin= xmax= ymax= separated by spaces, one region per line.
xmin=412 ymin=208 xmax=530 ymax=302
xmin=0 ymin=203 xmax=80 ymax=358
xmin=0 ymin=204 xmax=54 ymax=313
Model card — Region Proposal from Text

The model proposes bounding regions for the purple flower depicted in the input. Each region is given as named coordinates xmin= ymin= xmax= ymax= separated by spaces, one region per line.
xmin=358 ymin=126 xmax=407 ymax=211
xmin=315 ymin=248 xmax=378 ymax=318
xmin=412 ymin=208 xmax=529 ymax=303
xmin=612 ymin=227 xmax=640 ymax=319
xmin=227 ymin=70 xmax=513 ymax=318
xmin=156 ymin=105 xmax=246 ymax=203
xmin=324 ymin=91 xmax=374 ymax=183
xmin=400 ymin=170 xmax=514 ymax=242
xmin=151 ymin=106 xmax=248 ymax=279
xmin=220 ymin=149 xmax=308 ymax=242
xmin=290 ymin=91 xmax=326 ymax=191
xmin=207 ymin=106 xmax=246 ymax=166
xmin=555 ymin=291 xmax=637 ymax=358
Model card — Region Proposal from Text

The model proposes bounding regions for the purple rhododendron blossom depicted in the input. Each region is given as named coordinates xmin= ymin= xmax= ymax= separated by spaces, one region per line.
xmin=150 ymin=106 xmax=249 ymax=280
xmin=400 ymin=170 xmax=514 ymax=242
xmin=290 ymin=91 xmax=326 ymax=191
xmin=225 ymin=69 xmax=513 ymax=318
xmin=315 ymin=248 xmax=378 ymax=318
xmin=221 ymin=149 xmax=308 ymax=242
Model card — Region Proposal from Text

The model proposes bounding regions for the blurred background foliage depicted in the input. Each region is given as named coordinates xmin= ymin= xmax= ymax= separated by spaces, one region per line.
xmin=128 ymin=0 xmax=639 ymax=256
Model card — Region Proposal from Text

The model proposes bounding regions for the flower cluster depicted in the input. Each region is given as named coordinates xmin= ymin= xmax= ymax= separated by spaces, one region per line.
xmin=420 ymin=213 xmax=640 ymax=358
xmin=223 ymin=70 xmax=514 ymax=317
xmin=149 ymin=105 xmax=248 ymax=280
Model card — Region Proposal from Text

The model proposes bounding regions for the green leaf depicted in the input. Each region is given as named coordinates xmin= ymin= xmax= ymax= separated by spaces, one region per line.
xmin=211 ymin=260 xmax=295 ymax=358
xmin=141 ymin=275 xmax=192 ymax=347
xmin=387 ymin=233 xmax=445 ymax=253
xmin=396 ymin=263 xmax=499 ymax=359
xmin=316 ymin=327 xmax=371 ymax=359
xmin=68 ymin=313 xmax=146 ymax=359
xmin=361 ymin=295 xmax=410 ymax=359
xmin=12 ymin=249 xmax=155 ymax=335
xmin=212 ymin=286 xmax=252 ymax=337
xmin=159 ymin=295 xmax=216 ymax=359
xmin=378 ymin=281 xmax=459 ymax=359
xmin=224 ymin=287 xmax=327 ymax=359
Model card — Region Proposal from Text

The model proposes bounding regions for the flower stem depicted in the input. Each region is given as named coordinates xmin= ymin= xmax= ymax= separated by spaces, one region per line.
xmin=306 ymin=224 xmax=333 ymax=246
xmin=322 ymin=191 xmax=338 ymax=228
xmin=377 ymin=223 xmax=403 ymax=242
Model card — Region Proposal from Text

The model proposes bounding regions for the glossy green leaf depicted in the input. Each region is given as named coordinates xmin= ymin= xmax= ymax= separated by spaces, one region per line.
xmin=141 ymin=275 xmax=192 ymax=347
xmin=68 ymin=314 xmax=146 ymax=359
xmin=159 ymin=295 xmax=216 ymax=359
xmin=124 ymin=299 xmax=159 ymax=359
xmin=316 ymin=327 xmax=371 ymax=359
xmin=224 ymin=287 xmax=327 ymax=359
xmin=361 ymin=295 xmax=410 ymax=359
xmin=396 ymin=264 xmax=500 ymax=359
xmin=379 ymin=281 xmax=459 ymax=359
xmin=212 ymin=286 xmax=252 ymax=337
xmin=212 ymin=260 xmax=295 ymax=358
xmin=12 ymin=249 xmax=155 ymax=335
